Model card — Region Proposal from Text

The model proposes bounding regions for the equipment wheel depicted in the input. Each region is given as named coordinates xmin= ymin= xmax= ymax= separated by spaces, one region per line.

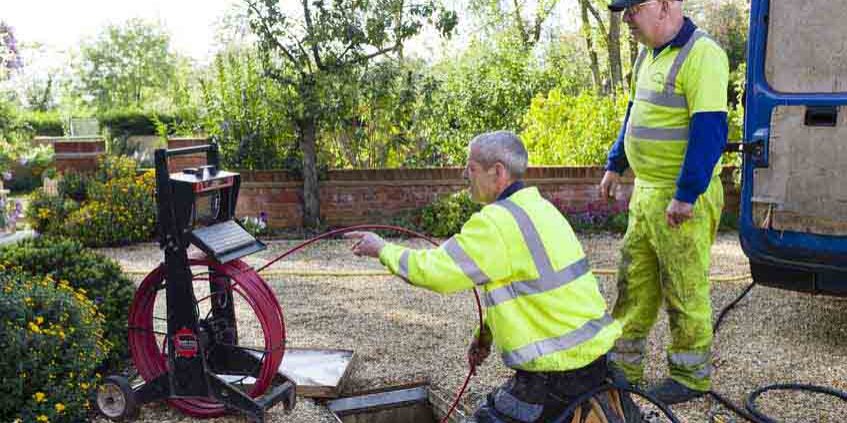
xmin=96 ymin=375 xmax=139 ymax=421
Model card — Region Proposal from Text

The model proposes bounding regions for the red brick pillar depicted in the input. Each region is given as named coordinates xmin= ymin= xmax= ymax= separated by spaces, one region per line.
xmin=167 ymin=138 xmax=209 ymax=173
xmin=53 ymin=138 xmax=105 ymax=173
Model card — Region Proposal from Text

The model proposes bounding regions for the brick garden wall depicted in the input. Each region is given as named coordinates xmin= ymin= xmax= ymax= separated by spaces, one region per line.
xmin=44 ymin=138 xmax=741 ymax=229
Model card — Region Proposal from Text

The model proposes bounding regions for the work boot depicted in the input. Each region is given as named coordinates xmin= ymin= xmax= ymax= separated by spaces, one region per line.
xmin=646 ymin=378 xmax=706 ymax=405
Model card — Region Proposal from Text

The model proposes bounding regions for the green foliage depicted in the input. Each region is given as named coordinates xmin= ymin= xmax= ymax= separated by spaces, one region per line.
xmin=29 ymin=157 xmax=157 ymax=247
xmin=522 ymin=89 xmax=629 ymax=165
xmin=98 ymin=108 xmax=176 ymax=136
xmin=28 ymin=190 xmax=79 ymax=234
xmin=76 ymin=18 xmax=177 ymax=112
xmin=57 ymin=171 xmax=90 ymax=202
xmin=65 ymin=170 xmax=157 ymax=247
xmin=199 ymin=48 xmax=297 ymax=170
xmin=419 ymin=191 xmax=481 ymax=237
xmin=719 ymin=211 xmax=739 ymax=232
xmin=0 ymin=237 xmax=134 ymax=370
xmin=3 ymin=145 xmax=54 ymax=192
xmin=19 ymin=111 xmax=65 ymax=136
xmin=0 ymin=269 xmax=108 ymax=422
xmin=410 ymin=33 xmax=558 ymax=166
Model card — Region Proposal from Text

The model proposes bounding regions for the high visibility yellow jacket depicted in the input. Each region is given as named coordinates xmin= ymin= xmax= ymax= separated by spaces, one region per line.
xmin=379 ymin=187 xmax=621 ymax=372
xmin=625 ymin=29 xmax=729 ymax=186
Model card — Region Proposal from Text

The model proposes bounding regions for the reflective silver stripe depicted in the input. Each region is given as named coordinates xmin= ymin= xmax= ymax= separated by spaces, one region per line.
xmin=635 ymin=88 xmax=687 ymax=108
xmin=613 ymin=338 xmax=647 ymax=353
xmin=501 ymin=314 xmax=615 ymax=368
xmin=609 ymin=351 xmax=643 ymax=366
xmin=496 ymin=200 xmax=554 ymax=274
xmin=398 ymin=250 xmax=411 ymax=281
xmin=442 ymin=237 xmax=490 ymax=286
xmin=665 ymin=29 xmax=705 ymax=94
xmin=484 ymin=258 xmax=590 ymax=306
xmin=669 ymin=351 xmax=710 ymax=367
xmin=628 ymin=126 xmax=689 ymax=141
xmin=692 ymin=364 xmax=712 ymax=379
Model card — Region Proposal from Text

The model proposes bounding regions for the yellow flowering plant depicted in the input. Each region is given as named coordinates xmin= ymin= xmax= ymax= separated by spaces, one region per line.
xmin=0 ymin=270 xmax=108 ymax=422
xmin=0 ymin=237 xmax=134 ymax=368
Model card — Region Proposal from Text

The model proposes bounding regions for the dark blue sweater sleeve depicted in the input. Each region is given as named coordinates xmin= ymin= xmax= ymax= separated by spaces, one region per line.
xmin=675 ymin=111 xmax=728 ymax=203
xmin=605 ymin=101 xmax=633 ymax=174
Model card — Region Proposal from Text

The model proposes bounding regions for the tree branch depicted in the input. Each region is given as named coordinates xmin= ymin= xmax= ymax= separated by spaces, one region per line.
xmin=246 ymin=1 xmax=301 ymax=71
xmin=335 ymin=43 xmax=399 ymax=69
xmin=584 ymin=0 xmax=608 ymax=37
xmin=301 ymin=0 xmax=324 ymax=70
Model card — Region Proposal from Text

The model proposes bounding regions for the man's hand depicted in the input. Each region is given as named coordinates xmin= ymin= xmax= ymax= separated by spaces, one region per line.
xmin=666 ymin=199 xmax=694 ymax=228
xmin=345 ymin=231 xmax=386 ymax=258
xmin=600 ymin=171 xmax=621 ymax=199
xmin=467 ymin=328 xmax=492 ymax=372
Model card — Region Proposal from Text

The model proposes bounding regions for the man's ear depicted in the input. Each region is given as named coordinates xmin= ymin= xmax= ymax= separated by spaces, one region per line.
xmin=494 ymin=162 xmax=509 ymax=181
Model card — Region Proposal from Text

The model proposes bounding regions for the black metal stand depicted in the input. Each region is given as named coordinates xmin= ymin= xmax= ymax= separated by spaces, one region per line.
xmin=97 ymin=144 xmax=294 ymax=423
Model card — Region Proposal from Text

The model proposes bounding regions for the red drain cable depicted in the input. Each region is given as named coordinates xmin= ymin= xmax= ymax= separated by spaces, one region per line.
xmin=129 ymin=225 xmax=480 ymax=421
xmin=257 ymin=225 xmax=483 ymax=423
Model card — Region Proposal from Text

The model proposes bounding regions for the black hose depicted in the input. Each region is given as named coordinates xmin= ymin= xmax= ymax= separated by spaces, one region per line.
xmin=707 ymin=281 xmax=847 ymax=423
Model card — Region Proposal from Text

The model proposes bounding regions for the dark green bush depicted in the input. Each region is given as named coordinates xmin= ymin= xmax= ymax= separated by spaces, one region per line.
xmin=98 ymin=108 xmax=176 ymax=136
xmin=20 ymin=111 xmax=65 ymax=136
xmin=420 ymin=191 xmax=481 ymax=237
xmin=0 ymin=268 xmax=108 ymax=422
xmin=0 ymin=237 xmax=135 ymax=369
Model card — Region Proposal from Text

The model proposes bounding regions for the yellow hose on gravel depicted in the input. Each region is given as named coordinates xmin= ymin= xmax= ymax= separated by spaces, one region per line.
xmin=122 ymin=267 xmax=752 ymax=282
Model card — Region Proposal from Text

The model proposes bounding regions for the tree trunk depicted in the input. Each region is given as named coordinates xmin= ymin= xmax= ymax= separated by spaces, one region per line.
xmin=298 ymin=116 xmax=321 ymax=228
xmin=607 ymin=11 xmax=623 ymax=93
xmin=579 ymin=0 xmax=602 ymax=93
xmin=628 ymin=30 xmax=640 ymax=89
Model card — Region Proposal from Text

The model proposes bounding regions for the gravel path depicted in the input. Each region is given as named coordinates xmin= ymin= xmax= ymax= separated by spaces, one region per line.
xmin=93 ymin=233 xmax=847 ymax=423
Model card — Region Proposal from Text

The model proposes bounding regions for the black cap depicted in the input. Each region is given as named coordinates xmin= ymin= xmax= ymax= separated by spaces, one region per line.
xmin=608 ymin=0 xmax=681 ymax=12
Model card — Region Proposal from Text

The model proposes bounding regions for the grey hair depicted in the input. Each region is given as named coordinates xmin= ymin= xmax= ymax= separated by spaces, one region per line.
xmin=469 ymin=130 xmax=529 ymax=178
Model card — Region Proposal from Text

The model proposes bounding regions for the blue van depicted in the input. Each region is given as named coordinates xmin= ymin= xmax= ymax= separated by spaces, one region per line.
xmin=740 ymin=1 xmax=847 ymax=295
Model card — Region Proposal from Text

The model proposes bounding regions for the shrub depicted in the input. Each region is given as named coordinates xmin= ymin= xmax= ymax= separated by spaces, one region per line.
xmin=0 ymin=237 xmax=135 ymax=369
xmin=58 ymin=171 xmax=92 ymax=203
xmin=27 ymin=190 xmax=79 ymax=235
xmin=65 ymin=170 xmax=157 ymax=247
xmin=30 ymin=156 xmax=157 ymax=247
xmin=420 ymin=191 xmax=481 ymax=237
xmin=19 ymin=110 xmax=65 ymax=136
xmin=522 ymin=89 xmax=629 ymax=166
xmin=0 ymin=268 xmax=109 ymax=422
xmin=555 ymin=199 xmax=630 ymax=234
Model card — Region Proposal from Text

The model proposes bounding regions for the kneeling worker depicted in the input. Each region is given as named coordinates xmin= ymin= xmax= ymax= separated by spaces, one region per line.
xmin=347 ymin=131 xmax=638 ymax=422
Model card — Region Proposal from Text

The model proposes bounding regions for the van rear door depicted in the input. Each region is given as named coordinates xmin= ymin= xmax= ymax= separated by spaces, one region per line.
xmin=740 ymin=0 xmax=847 ymax=295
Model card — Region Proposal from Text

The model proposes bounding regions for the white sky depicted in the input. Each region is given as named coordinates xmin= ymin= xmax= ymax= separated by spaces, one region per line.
xmin=4 ymin=0 xmax=239 ymax=62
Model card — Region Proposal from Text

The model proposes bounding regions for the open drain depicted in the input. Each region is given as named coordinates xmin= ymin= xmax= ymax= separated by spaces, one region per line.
xmin=328 ymin=383 xmax=467 ymax=423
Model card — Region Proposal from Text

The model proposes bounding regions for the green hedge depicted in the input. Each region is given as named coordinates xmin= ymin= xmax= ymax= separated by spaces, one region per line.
xmin=98 ymin=108 xmax=176 ymax=136
xmin=0 ymin=268 xmax=108 ymax=422
xmin=20 ymin=112 xmax=65 ymax=137
xmin=19 ymin=111 xmax=65 ymax=136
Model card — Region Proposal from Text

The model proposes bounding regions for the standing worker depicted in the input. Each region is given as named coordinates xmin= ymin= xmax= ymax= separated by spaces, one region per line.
xmin=600 ymin=0 xmax=728 ymax=404
xmin=348 ymin=131 xmax=638 ymax=422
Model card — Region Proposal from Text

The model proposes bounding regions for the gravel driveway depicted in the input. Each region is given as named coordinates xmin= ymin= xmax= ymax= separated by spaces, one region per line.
xmin=93 ymin=232 xmax=847 ymax=423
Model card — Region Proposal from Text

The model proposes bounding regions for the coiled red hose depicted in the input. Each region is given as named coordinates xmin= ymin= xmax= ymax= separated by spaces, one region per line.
xmin=130 ymin=225 xmax=481 ymax=421
xmin=129 ymin=258 xmax=286 ymax=417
